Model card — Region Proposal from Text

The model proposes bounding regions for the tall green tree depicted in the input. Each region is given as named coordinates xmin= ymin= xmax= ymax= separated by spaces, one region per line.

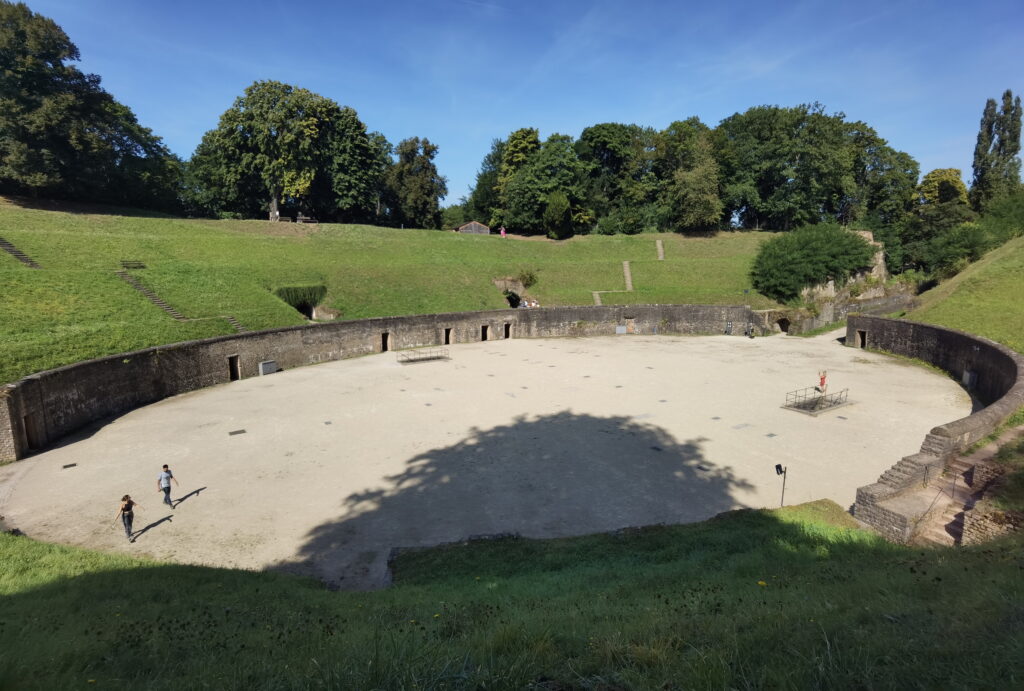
xmin=661 ymin=132 xmax=722 ymax=233
xmin=897 ymin=167 xmax=975 ymax=270
xmin=713 ymin=104 xmax=915 ymax=231
xmin=918 ymin=168 xmax=969 ymax=205
xmin=493 ymin=128 xmax=540 ymax=226
xmin=466 ymin=137 xmax=504 ymax=224
xmin=653 ymin=119 xmax=722 ymax=233
xmin=0 ymin=1 xmax=181 ymax=210
xmin=190 ymin=80 xmax=380 ymax=221
xmin=970 ymin=89 xmax=1022 ymax=212
xmin=504 ymin=133 xmax=590 ymax=235
xmin=384 ymin=137 xmax=448 ymax=229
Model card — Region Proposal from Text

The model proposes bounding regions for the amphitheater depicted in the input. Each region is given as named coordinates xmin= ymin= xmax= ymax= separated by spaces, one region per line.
xmin=1 ymin=306 xmax=1022 ymax=590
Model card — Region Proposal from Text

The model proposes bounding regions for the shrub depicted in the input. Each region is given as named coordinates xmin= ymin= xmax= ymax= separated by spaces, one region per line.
xmin=750 ymin=224 xmax=875 ymax=302
xmin=516 ymin=269 xmax=538 ymax=289
xmin=924 ymin=222 xmax=990 ymax=278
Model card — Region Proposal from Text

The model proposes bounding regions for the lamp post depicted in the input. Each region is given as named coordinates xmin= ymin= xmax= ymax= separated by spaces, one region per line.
xmin=775 ymin=463 xmax=787 ymax=507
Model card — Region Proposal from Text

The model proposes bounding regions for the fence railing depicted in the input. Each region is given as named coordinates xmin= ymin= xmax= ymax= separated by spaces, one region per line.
xmin=784 ymin=386 xmax=849 ymax=412
xmin=396 ymin=347 xmax=450 ymax=363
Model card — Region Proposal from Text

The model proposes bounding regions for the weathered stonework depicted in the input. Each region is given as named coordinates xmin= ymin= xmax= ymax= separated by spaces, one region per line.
xmin=962 ymin=500 xmax=1024 ymax=545
xmin=848 ymin=316 xmax=1024 ymax=541
xmin=0 ymin=304 xmax=757 ymax=462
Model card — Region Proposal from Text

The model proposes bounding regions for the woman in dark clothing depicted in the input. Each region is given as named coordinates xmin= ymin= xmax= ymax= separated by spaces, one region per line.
xmin=114 ymin=495 xmax=141 ymax=541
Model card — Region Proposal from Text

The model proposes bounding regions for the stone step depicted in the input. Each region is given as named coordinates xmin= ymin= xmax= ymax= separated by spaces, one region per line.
xmin=225 ymin=316 xmax=247 ymax=332
xmin=116 ymin=271 xmax=186 ymax=320
xmin=622 ymin=261 xmax=633 ymax=292
xmin=920 ymin=433 xmax=951 ymax=457
xmin=0 ymin=237 xmax=42 ymax=268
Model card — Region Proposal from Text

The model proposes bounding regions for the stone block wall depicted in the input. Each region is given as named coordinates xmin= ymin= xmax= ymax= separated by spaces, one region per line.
xmin=0 ymin=304 xmax=757 ymax=462
xmin=847 ymin=316 xmax=1024 ymax=539
xmin=854 ymin=483 xmax=913 ymax=541
xmin=962 ymin=501 xmax=1024 ymax=545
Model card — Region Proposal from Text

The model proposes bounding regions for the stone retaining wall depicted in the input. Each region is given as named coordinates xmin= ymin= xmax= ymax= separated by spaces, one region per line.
xmin=962 ymin=501 xmax=1024 ymax=545
xmin=847 ymin=316 xmax=1024 ymax=540
xmin=0 ymin=304 xmax=756 ymax=462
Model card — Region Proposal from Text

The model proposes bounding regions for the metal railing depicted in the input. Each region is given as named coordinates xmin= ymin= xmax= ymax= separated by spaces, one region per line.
xmin=396 ymin=347 xmax=450 ymax=363
xmin=784 ymin=386 xmax=849 ymax=412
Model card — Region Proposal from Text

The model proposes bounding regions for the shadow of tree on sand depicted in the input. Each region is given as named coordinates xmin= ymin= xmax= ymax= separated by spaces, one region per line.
xmin=276 ymin=410 xmax=754 ymax=590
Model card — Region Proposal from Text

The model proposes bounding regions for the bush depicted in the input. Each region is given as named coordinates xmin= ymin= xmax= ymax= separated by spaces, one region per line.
xmin=924 ymin=222 xmax=990 ymax=278
xmin=750 ymin=224 xmax=875 ymax=302
xmin=516 ymin=269 xmax=538 ymax=289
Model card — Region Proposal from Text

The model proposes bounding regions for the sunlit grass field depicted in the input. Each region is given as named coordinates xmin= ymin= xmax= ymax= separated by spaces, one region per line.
xmin=0 ymin=199 xmax=777 ymax=383
xmin=910 ymin=234 xmax=1024 ymax=353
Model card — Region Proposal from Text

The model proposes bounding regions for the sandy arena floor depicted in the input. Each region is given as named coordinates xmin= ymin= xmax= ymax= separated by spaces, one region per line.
xmin=0 ymin=331 xmax=972 ymax=589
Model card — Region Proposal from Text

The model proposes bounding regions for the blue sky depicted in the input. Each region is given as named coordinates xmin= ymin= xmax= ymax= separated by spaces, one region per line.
xmin=27 ymin=0 xmax=1024 ymax=204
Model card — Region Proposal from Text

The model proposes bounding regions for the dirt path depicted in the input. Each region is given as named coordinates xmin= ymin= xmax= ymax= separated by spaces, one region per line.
xmin=0 ymin=331 xmax=970 ymax=589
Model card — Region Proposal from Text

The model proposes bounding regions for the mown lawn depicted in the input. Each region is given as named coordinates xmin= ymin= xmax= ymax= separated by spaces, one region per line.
xmin=0 ymin=200 xmax=777 ymax=382
xmin=1 ymin=500 xmax=1021 ymax=689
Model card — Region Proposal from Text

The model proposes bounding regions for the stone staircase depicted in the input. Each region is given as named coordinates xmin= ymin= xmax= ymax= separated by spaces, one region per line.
xmin=913 ymin=458 xmax=978 ymax=546
xmin=116 ymin=269 xmax=249 ymax=332
xmin=911 ymin=430 xmax=1023 ymax=547
xmin=225 ymin=315 xmax=248 ymax=333
xmin=0 ymin=236 xmax=41 ymax=268
xmin=115 ymin=271 xmax=186 ymax=321
xmin=591 ymin=260 xmax=635 ymax=305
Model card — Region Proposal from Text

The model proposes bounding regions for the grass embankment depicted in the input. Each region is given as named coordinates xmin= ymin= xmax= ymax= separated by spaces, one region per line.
xmin=0 ymin=199 xmax=777 ymax=383
xmin=910 ymin=234 xmax=1024 ymax=353
xmin=2 ymin=500 xmax=1021 ymax=689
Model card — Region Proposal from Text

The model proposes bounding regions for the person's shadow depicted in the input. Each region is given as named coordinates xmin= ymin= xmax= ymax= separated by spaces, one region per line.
xmin=130 ymin=515 xmax=172 ymax=542
xmin=172 ymin=487 xmax=207 ymax=508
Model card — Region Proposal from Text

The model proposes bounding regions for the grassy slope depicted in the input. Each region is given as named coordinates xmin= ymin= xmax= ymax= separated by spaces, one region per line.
xmin=0 ymin=200 xmax=776 ymax=383
xmin=4 ymin=202 xmax=1024 ymax=687
xmin=2 ymin=501 xmax=1021 ymax=689
xmin=909 ymin=234 xmax=1024 ymax=353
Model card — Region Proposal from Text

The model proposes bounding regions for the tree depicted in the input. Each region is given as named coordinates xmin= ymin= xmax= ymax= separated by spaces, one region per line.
xmin=465 ymin=138 xmax=504 ymax=223
xmin=543 ymin=190 xmax=572 ymax=239
xmin=0 ymin=1 xmax=181 ymax=210
xmin=971 ymin=89 xmax=1022 ymax=212
xmin=897 ymin=168 xmax=975 ymax=270
xmin=918 ymin=168 xmax=969 ymax=205
xmin=713 ymin=104 xmax=916 ymax=231
xmin=504 ymin=133 xmax=590 ymax=235
xmin=190 ymin=80 xmax=380 ymax=221
xmin=384 ymin=137 xmax=448 ymax=229
xmin=654 ymin=120 xmax=722 ymax=233
xmin=493 ymin=128 xmax=540 ymax=226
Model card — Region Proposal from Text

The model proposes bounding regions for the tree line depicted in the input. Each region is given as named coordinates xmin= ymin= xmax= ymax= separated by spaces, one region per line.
xmin=1 ymin=0 xmax=1020 ymax=274
xmin=0 ymin=2 xmax=447 ymax=227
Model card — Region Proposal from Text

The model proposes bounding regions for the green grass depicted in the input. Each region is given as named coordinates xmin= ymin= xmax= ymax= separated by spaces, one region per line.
xmin=2 ymin=500 xmax=1022 ymax=689
xmin=0 ymin=200 xmax=778 ymax=382
xmin=910 ymin=234 xmax=1024 ymax=353
xmin=4 ymin=200 xmax=1024 ymax=688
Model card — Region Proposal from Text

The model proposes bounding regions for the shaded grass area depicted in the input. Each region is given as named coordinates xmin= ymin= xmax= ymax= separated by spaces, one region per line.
xmin=910 ymin=234 xmax=1024 ymax=353
xmin=0 ymin=201 xmax=778 ymax=382
xmin=1 ymin=501 xmax=1022 ymax=689
xmin=992 ymin=438 xmax=1024 ymax=512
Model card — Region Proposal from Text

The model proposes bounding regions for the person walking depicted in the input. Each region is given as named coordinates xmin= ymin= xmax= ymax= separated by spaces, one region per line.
xmin=114 ymin=494 xmax=140 ymax=541
xmin=157 ymin=464 xmax=179 ymax=508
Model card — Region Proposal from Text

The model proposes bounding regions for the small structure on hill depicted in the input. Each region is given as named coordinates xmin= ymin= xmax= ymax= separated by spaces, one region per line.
xmin=457 ymin=220 xmax=490 ymax=235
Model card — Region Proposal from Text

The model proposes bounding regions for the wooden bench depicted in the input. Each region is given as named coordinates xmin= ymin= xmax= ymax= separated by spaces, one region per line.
xmin=296 ymin=214 xmax=319 ymax=224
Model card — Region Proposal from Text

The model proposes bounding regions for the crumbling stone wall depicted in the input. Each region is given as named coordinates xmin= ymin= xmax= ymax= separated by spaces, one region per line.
xmin=0 ymin=304 xmax=757 ymax=462
xmin=848 ymin=316 xmax=1024 ymax=539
